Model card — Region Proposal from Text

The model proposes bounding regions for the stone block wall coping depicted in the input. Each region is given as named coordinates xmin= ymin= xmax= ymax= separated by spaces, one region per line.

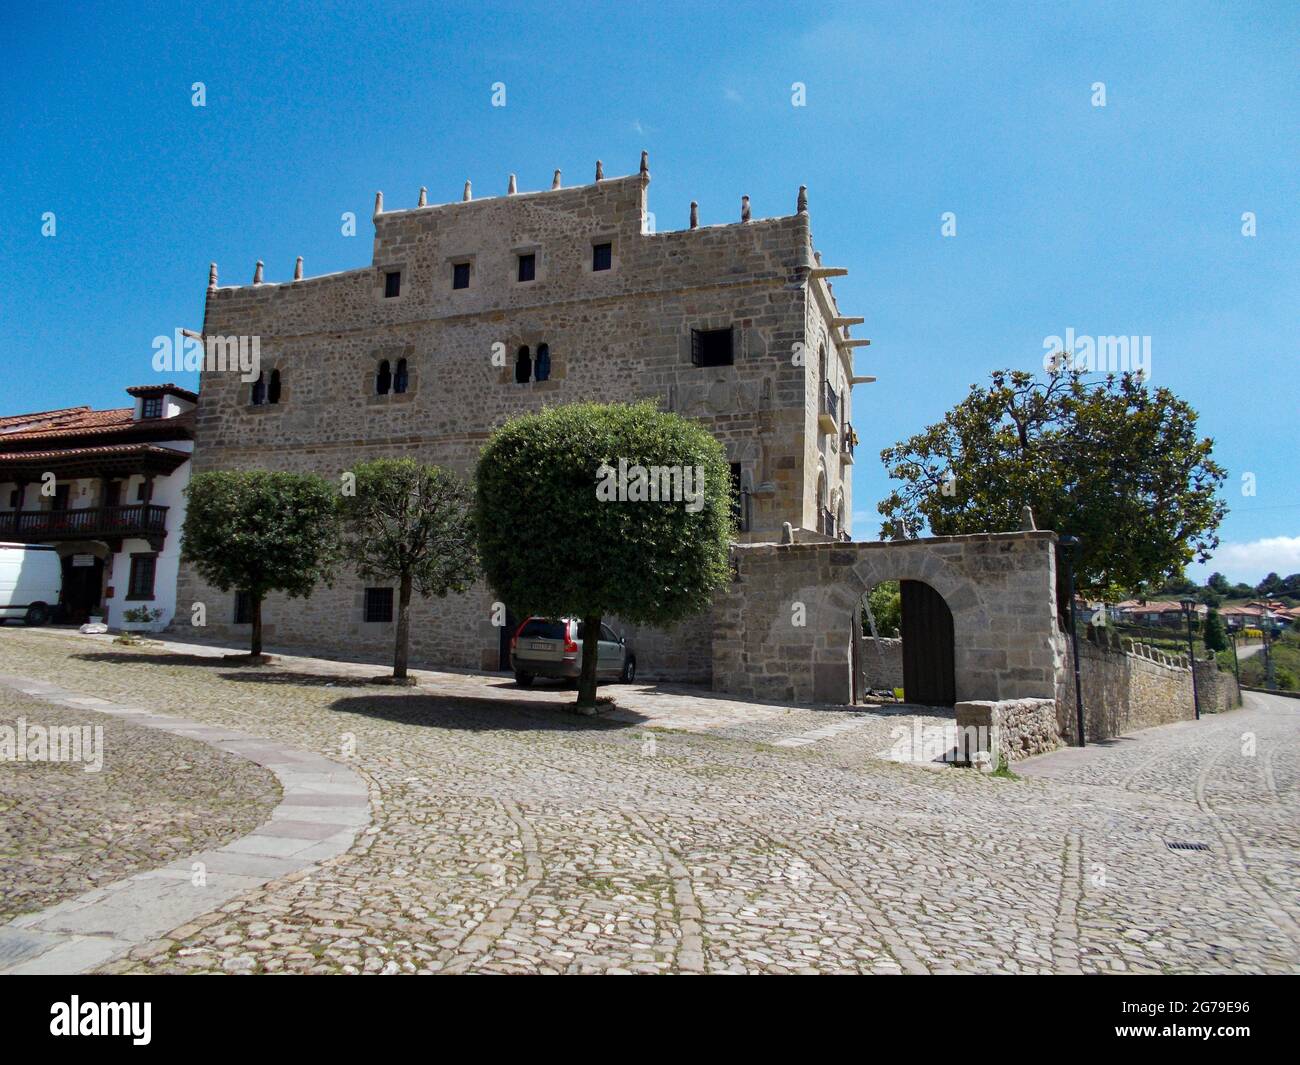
xmin=734 ymin=530 xmax=1060 ymax=554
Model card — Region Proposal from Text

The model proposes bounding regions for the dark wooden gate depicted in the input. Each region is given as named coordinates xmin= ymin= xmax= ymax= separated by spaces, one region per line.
xmin=900 ymin=580 xmax=956 ymax=707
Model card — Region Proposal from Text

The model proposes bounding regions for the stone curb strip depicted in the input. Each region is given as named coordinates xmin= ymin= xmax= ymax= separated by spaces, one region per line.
xmin=0 ymin=674 xmax=371 ymax=974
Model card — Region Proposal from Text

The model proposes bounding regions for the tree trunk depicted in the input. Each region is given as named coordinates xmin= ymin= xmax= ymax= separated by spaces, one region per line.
xmin=577 ymin=613 xmax=602 ymax=707
xmin=393 ymin=571 xmax=413 ymax=679
xmin=251 ymin=594 xmax=263 ymax=657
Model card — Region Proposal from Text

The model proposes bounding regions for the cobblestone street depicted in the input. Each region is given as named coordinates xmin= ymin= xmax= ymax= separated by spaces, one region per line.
xmin=1 ymin=627 xmax=1296 ymax=974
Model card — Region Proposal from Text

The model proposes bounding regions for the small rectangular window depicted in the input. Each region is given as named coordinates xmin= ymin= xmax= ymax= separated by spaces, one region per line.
xmin=452 ymin=262 xmax=471 ymax=289
xmin=365 ymin=587 xmax=394 ymax=623
xmin=234 ymin=591 xmax=253 ymax=624
xmin=384 ymin=271 xmax=401 ymax=298
xmin=127 ymin=554 xmax=157 ymax=600
xmin=691 ymin=327 xmax=735 ymax=367
xmin=592 ymin=242 xmax=612 ymax=271
xmin=141 ymin=396 xmax=163 ymax=419
xmin=517 ymin=253 xmax=536 ymax=282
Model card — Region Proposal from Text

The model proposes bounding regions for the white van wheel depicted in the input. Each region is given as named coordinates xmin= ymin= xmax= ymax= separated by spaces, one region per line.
xmin=25 ymin=603 xmax=50 ymax=626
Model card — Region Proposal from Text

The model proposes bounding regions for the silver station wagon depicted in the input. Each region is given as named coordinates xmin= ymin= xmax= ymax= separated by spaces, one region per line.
xmin=509 ymin=617 xmax=637 ymax=687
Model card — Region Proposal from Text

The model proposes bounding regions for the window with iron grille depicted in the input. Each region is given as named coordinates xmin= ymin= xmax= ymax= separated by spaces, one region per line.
xmin=384 ymin=271 xmax=401 ymax=298
xmin=234 ymin=591 xmax=253 ymax=624
xmin=126 ymin=554 xmax=157 ymax=600
xmin=691 ymin=327 xmax=734 ymax=367
xmin=517 ymin=253 xmax=536 ymax=282
xmin=452 ymin=262 xmax=471 ymax=289
xmin=592 ymin=242 xmax=612 ymax=271
xmin=393 ymin=358 xmax=409 ymax=394
xmin=365 ymin=587 xmax=394 ymax=623
xmin=267 ymin=369 xmax=282 ymax=404
xmin=141 ymin=396 xmax=163 ymax=419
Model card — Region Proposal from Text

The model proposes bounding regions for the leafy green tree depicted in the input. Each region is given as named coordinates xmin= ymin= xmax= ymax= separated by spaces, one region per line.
xmin=182 ymin=470 xmax=340 ymax=657
xmin=862 ymin=580 xmax=901 ymax=638
xmin=1202 ymin=609 xmax=1228 ymax=653
xmin=476 ymin=402 xmax=733 ymax=707
xmin=1207 ymin=572 xmax=1231 ymax=595
xmin=338 ymin=458 xmax=479 ymax=681
xmin=878 ymin=364 xmax=1227 ymax=593
xmin=1257 ymin=572 xmax=1283 ymax=597
xmin=1230 ymin=582 xmax=1255 ymax=599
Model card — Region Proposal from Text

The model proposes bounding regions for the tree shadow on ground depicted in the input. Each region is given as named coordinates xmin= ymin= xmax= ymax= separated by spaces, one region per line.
xmin=74 ymin=651 xmax=245 ymax=669
xmin=327 ymin=693 xmax=645 ymax=733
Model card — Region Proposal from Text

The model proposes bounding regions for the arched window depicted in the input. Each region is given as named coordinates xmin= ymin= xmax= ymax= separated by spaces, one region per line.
xmin=393 ymin=358 xmax=409 ymax=394
xmin=816 ymin=465 xmax=829 ymax=535
xmin=267 ymin=369 xmax=282 ymax=404
xmin=818 ymin=343 xmax=827 ymax=382
xmin=515 ymin=346 xmax=532 ymax=384
xmin=250 ymin=372 xmax=266 ymax=406
xmin=534 ymin=344 xmax=550 ymax=382
xmin=376 ymin=359 xmax=391 ymax=395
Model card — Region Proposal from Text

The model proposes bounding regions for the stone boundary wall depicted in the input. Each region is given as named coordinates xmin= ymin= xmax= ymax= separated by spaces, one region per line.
xmin=1241 ymin=685 xmax=1300 ymax=700
xmin=1057 ymin=636 xmax=1194 ymax=743
xmin=713 ymin=531 xmax=1062 ymax=706
xmin=1195 ymin=658 xmax=1241 ymax=713
xmin=859 ymin=636 xmax=903 ymax=692
xmin=955 ymin=698 xmax=1061 ymax=764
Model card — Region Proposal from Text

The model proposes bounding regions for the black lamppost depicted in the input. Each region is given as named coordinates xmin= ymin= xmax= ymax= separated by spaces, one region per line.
xmin=1229 ymin=629 xmax=1241 ymax=688
xmin=1059 ymin=535 xmax=1086 ymax=747
xmin=1180 ymin=598 xmax=1201 ymax=720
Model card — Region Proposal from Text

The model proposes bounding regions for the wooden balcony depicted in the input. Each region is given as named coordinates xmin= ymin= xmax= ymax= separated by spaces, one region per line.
xmin=2 ymin=504 xmax=170 ymax=549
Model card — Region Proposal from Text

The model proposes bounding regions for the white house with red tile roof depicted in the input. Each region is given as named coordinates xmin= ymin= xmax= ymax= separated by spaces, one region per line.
xmin=0 ymin=384 xmax=195 ymax=627
xmin=1112 ymin=599 xmax=1208 ymax=626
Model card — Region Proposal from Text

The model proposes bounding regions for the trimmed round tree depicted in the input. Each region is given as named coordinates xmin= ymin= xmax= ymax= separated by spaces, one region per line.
xmin=338 ymin=458 xmax=479 ymax=681
xmin=476 ymin=401 xmax=734 ymax=707
xmin=181 ymin=470 xmax=340 ymax=657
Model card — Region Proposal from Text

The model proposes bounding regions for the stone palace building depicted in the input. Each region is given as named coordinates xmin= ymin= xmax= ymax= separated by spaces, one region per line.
xmin=179 ymin=153 xmax=871 ymax=680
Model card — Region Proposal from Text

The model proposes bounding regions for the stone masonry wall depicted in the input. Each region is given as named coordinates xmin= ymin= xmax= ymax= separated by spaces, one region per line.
xmin=712 ymin=531 xmax=1062 ymax=706
xmin=859 ymin=637 xmax=903 ymax=692
xmin=1195 ymin=657 xmax=1241 ymax=714
xmin=176 ymin=163 xmax=859 ymax=681
xmin=955 ymin=698 xmax=1062 ymax=764
xmin=1057 ymin=638 xmax=1195 ymax=744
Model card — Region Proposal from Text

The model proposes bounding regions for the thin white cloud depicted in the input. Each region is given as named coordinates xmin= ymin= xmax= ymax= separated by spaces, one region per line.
xmin=723 ymin=87 xmax=743 ymax=104
xmin=1189 ymin=536 xmax=1300 ymax=583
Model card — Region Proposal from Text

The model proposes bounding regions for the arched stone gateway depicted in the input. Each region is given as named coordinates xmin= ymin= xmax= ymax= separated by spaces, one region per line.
xmin=712 ymin=531 xmax=1064 ymax=707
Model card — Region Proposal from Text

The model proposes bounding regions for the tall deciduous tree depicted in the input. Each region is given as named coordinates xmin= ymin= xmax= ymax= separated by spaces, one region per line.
xmin=337 ymin=458 xmax=478 ymax=681
xmin=181 ymin=470 xmax=340 ymax=657
xmin=877 ymin=365 xmax=1227 ymax=594
xmin=476 ymin=402 xmax=733 ymax=708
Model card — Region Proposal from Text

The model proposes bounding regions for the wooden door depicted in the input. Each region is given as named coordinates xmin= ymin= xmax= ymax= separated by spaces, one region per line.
xmin=900 ymin=580 xmax=956 ymax=707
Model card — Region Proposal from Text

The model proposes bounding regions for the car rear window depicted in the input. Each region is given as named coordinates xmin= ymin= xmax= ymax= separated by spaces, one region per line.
xmin=519 ymin=619 xmax=567 ymax=640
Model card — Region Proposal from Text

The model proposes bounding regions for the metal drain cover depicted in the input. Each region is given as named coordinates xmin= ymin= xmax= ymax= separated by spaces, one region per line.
xmin=1166 ymin=841 xmax=1211 ymax=852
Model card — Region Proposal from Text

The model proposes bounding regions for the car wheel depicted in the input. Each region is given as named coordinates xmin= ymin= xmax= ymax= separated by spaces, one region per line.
xmin=514 ymin=671 xmax=534 ymax=687
xmin=25 ymin=603 xmax=50 ymax=627
xmin=620 ymin=655 xmax=636 ymax=683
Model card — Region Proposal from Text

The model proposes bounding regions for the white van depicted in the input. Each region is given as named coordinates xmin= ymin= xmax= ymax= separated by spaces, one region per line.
xmin=0 ymin=543 xmax=62 ymax=625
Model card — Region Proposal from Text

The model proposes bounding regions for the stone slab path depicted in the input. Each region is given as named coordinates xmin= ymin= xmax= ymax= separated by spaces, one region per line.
xmin=0 ymin=674 xmax=369 ymax=974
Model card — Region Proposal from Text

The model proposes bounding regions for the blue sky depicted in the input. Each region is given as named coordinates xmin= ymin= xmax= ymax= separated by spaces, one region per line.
xmin=2 ymin=1 xmax=1296 ymax=582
